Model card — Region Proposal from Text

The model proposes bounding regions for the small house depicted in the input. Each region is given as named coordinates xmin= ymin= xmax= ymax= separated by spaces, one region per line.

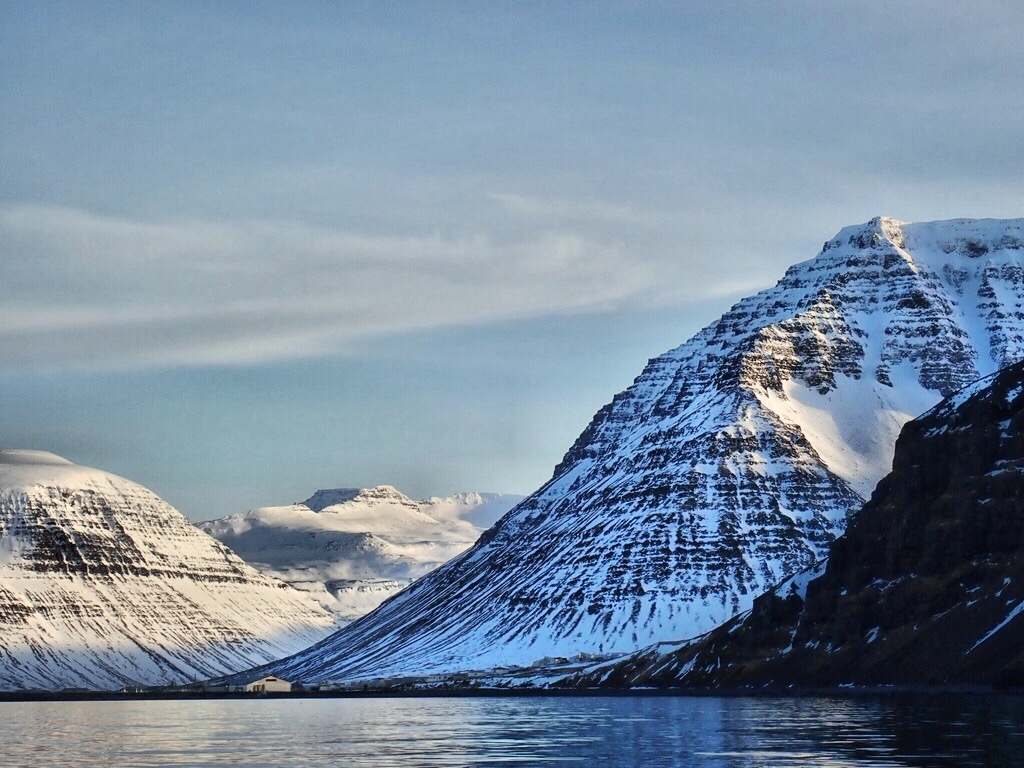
xmin=243 ymin=675 xmax=292 ymax=693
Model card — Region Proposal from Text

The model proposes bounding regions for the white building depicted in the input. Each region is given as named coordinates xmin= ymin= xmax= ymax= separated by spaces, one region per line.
xmin=244 ymin=675 xmax=292 ymax=693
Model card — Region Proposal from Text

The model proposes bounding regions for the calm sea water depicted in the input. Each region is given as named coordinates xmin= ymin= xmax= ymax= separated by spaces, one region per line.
xmin=1 ymin=694 xmax=1022 ymax=767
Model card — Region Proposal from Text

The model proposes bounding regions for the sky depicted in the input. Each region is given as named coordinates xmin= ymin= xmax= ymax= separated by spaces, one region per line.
xmin=2 ymin=1 xmax=1023 ymax=521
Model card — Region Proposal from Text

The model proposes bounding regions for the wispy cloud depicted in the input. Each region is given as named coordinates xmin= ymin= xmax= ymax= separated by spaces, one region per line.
xmin=488 ymin=192 xmax=664 ymax=227
xmin=0 ymin=204 xmax=752 ymax=373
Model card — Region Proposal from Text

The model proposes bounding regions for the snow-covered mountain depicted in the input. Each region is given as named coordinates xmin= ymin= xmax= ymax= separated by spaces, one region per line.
xmin=574 ymin=359 xmax=1024 ymax=690
xmin=197 ymin=487 xmax=523 ymax=625
xmin=242 ymin=217 xmax=1024 ymax=685
xmin=0 ymin=450 xmax=336 ymax=691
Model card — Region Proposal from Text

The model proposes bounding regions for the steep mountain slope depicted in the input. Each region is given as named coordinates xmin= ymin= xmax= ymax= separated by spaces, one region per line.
xmin=0 ymin=451 xmax=336 ymax=691
xmin=579 ymin=360 xmax=1024 ymax=689
xmin=251 ymin=217 xmax=1024 ymax=684
xmin=197 ymin=487 xmax=522 ymax=625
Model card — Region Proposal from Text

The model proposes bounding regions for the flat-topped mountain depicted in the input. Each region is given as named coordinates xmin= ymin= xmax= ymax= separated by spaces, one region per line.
xmin=0 ymin=450 xmax=335 ymax=691
xmin=198 ymin=487 xmax=523 ymax=624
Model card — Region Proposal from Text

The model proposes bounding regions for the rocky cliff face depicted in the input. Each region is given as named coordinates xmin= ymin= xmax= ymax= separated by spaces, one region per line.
xmin=0 ymin=451 xmax=336 ymax=691
xmin=248 ymin=217 xmax=1024 ymax=685
xmin=197 ymin=487 xmax=522 ymax=625
xmin=578 ymin=359 xmax=1024 ymax=689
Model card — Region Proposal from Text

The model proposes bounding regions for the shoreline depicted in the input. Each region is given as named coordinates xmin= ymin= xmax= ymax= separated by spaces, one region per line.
xmin=1 ymin=685 xmax=1018 ymax=703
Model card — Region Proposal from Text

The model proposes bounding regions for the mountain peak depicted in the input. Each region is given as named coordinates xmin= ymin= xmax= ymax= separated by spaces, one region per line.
xmin=0 ymin=449 xmax=74 ymax=466
xmin=303 ymin=485 xmax=414 ymax=513
xmin=0 ymin=448 xmax=128 ymax=491
xmin=820 ymin=215 xmax=907 ymax=253
xmin=302 ymin=488 xmax=362 ymax=511
xmin=821 ymin=216 xmax=1024 ymax=260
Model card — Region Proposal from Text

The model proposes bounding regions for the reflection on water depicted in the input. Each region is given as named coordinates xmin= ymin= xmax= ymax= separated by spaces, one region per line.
xmin=1 ymin=694 xmax=1023 ymax=767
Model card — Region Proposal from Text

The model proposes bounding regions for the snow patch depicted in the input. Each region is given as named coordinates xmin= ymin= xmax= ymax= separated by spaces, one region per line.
xmin=968 ymin=600 xmax=1024 ymax=653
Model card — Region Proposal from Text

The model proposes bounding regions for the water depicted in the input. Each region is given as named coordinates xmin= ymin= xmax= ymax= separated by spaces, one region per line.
xmin=1 ymin=694 xmax=1023 ymax=767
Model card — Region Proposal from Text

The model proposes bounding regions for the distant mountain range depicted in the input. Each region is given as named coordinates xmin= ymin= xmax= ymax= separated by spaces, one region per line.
xmin=197 ymin=487 xmax=523 ymax=625
xmin=573 ymin=358 xmax=1024 ymax=690
xmin=0 ymin=450 xmax=335 ymax=691
xmin=242 ymin=216 xmax=1024 ymax=685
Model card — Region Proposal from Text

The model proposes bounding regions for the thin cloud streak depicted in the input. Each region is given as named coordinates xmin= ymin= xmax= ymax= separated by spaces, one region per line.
xmin=487 ymin=192 xmax=665 ymax=227
xmin=0 ymin=204 xmax=748 ymax=373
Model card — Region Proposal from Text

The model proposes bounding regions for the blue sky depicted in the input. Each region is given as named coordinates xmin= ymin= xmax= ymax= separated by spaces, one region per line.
xmin=2 ymin=1 xmax=1023 ymax=520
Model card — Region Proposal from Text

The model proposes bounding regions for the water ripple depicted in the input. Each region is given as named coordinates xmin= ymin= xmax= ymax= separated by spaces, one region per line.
xmin=1 ymin=694 xmax=1022 ymax=767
